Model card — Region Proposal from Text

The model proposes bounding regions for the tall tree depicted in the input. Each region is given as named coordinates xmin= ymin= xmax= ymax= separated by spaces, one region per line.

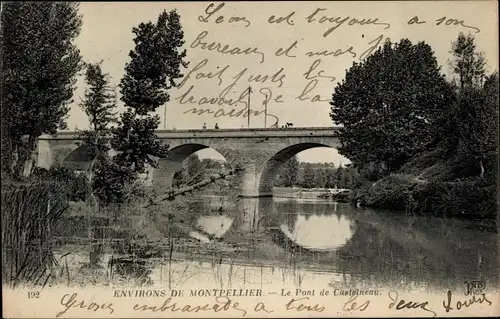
xmin=330 ymin=38 xmax=453 ymax=178
xmin=91 ymin=159 xmax=137 ymax=204
xmin=453 ymin=73 xmax=498 ymax=178
xmin=449 ymin=33 xmax=486 ymax=90
xmin=110 ymin=10 xmax=188 ymax=182
xmin=343 ymin=167 xmax=354 ymax=189
xmin=481 ymin=73 xmax=499 ymax=181
xmin=325 ymin=167 xmax=337 ymax=188
xmin=335 ymin=166 xmax=345 ymax=188
xmin=314 ymin=168 xmax=326 ymax=188
xmin=302 ymin=163 xmax=315 ymax=188
xmin=281 ymin=156 xmax=299 ymax=187
xmin=1 ymin=2 xmax=83 ymax=178
xmin=77 ymin=62 xmax=117 ymax=201
xmin=443 ymin=34 xmax=497 ymax=179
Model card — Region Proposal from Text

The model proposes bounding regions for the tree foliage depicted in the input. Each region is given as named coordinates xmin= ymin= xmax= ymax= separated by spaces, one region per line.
xmin=92 ymin=160 xmax=137 ymax=204
xmin=185 ymin=154 xmax=205 ymax=185
xmin=76 ymin=62 xmax=118 ymax=202
xmin=173 ymin=155 xmax=222 ymax=188
xmin=77 ymin=62 xmax=117 ymax=161
xmin=449 ymin=33 xmax=486 ymax=90
xmin=110 ymin=9 xmax=188 ymax=178
xmin=275 ymin=156 xmax=299 ymax=187
xmin=172 ymin=170 xmax=187 ymax=188
xmin=314 ymin=168 xmax=326 ymax=188
xmin=283 ymin=156 xmax=300 ymax=187
xmin=301 ymin=163 xmax=316 ymax=189
xmin=111 ymin=112 xmax=166 ymax=175
xmin=442 ymin=34 xmax=498 ymax=180
xmin=452 ymin=80 xmax=497 ymax=178
xmin=120 ymin=10 xmax=188 ymax=115
xmin=325 ymin=167 xmax=337 ymax=188
xmin=1 ymin=2 xmax=83 ymax=178
xmin=201 ymin=158 xmax=223 ymax=170
xmin=335 ymin=166 xmax=345 ymax=188
xmin=346 ymin=33 xmax=498 ymax=219
xmin=330 ymin=38 xmax=454 ymax=178
xmin=94 ymin=10 xmax=189 ymax=203
xmin=31 ymin=166 xmax=87 ymax=202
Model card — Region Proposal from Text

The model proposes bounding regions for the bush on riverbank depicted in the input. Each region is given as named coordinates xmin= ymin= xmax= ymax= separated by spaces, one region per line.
xmin=416 ymin=178 xmax=496 ymax=219
xmin=353 ymin=172 xmax=497 ymax=221
xmin=353 ymin=174 xmax=417 ymax=211
xmin=350 ymin=137 xmax=498 ymax=222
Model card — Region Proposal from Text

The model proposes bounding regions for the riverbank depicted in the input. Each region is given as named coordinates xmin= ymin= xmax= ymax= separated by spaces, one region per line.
xmin=15 ymin=197 xmax=500 ymax=292
xmin=351 ymin=155 xmax=497 ymax=226
xmin=273 ymin=187 xmax=351 ymax=203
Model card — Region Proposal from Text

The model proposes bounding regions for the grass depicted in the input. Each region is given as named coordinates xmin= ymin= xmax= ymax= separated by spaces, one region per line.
xmin=1 ymin=181 xmax=69 ymax=288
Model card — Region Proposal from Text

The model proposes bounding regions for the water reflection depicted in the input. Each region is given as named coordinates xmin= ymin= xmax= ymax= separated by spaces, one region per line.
xmin=280 ymin=214 xmax=355 ymax=252
xmin=181 ymin=197 xmax=498 ymax=291
xmin=52 ymin=196 xmax=499 ymax=292
xmin=190 ymin=215 xmax=234 ymax=243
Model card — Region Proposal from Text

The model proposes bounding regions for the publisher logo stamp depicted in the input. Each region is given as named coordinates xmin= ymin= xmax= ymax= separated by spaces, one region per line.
xmin=464 ymin=280 xmax=486 ymax=296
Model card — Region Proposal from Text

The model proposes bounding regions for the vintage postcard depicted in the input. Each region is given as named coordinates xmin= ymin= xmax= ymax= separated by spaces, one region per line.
xmin=1 ymin=0 xmax=499 ymax=317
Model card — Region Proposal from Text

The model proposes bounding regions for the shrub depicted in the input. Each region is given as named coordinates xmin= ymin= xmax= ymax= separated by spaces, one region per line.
xmin=32 ymin=166 xmax=87 ymax=202
xmin=354 ymin=174 xmax=417 ymax=210
xmin=415 ymin=178 xmax=497 ymax=219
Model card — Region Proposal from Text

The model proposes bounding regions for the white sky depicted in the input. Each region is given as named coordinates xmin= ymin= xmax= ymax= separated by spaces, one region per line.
xmin=67 ymin=1 xmax=498 ymax=164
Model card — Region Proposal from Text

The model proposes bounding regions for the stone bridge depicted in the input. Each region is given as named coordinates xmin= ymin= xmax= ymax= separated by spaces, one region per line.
xmin=36 ymin=127 xmax=341 ymax=197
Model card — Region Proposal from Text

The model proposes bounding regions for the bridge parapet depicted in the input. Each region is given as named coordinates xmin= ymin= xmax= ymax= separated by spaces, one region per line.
xmin=38 ymin=127 xmax=342 ymax=140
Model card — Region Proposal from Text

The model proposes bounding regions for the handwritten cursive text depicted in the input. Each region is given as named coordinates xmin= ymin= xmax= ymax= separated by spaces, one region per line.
xmin=285 ymin=297 xmax=326 ymax=312
xmin=56 ymin=293 xmax=115 ymax=318
xmin=388 ymin=291 xmax=437 ymax=317
xmin=133 ymin=296 xmax=248 ymax=316
xmin=442 ymin=290 xmax=492 ymax=313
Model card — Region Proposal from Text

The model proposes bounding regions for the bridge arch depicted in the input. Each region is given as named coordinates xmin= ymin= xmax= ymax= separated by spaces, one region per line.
xmin=258 ymin=142 xmax=340 ymax=197
xmin=153 ymin=143 xmax=231 ymax=192
xmin=60 ymin=144 xmax=92 ymax=171
xmin=165 ymin=143 xmax=210 ymax=163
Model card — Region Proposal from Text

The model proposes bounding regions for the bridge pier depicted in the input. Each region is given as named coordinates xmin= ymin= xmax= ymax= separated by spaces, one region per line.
xmin=36 ymin=139 xmax=54 ymax=169
xmin=238 ymin=159 xmax=279 ymax=198
xmin=239 ymin=168 xmax=259 ymax=198
xmin=238 ymin=162 xmax=272 ymax=198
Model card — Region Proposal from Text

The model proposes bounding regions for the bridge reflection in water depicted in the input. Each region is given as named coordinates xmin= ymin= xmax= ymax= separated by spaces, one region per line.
xmin=52 ymin=197 xmax=499 ymax=292
xmin=181 ymin=197 xmax=498 ymax=291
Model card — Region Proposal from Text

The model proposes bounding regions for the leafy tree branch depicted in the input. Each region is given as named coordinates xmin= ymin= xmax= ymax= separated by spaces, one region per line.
xmin=1 ymin=2 xmax=83 ymax=179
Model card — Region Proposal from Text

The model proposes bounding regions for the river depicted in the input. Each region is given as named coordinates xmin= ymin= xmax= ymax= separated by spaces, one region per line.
xmin=50 ymin=196 xmax=499 ymax=293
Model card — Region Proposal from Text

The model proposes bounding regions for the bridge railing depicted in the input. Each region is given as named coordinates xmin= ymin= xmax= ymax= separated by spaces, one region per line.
xmin=39 ymin=126 xmax=342 ymax=139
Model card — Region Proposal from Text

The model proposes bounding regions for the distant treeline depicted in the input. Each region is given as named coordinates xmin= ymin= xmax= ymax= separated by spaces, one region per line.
xmin=172 ymin=154 xmax=357 ymax=190
xmin=274 ymin=156 xmax=358 ymax=189
xmin=173 ymin=156 xmax=228 ymax=188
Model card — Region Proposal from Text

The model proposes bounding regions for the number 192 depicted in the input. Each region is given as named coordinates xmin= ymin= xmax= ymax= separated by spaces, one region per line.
xmin=27 ymin=291 xmax=40 ymax=299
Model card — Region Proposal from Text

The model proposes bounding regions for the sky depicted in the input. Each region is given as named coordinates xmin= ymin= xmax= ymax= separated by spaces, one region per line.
xmin=66 ymin=1 xmax=498 ymax=164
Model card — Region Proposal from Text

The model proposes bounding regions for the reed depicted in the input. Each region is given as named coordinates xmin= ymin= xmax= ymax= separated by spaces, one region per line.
xmin=1 ymin=181 xmax=68 ymax=288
